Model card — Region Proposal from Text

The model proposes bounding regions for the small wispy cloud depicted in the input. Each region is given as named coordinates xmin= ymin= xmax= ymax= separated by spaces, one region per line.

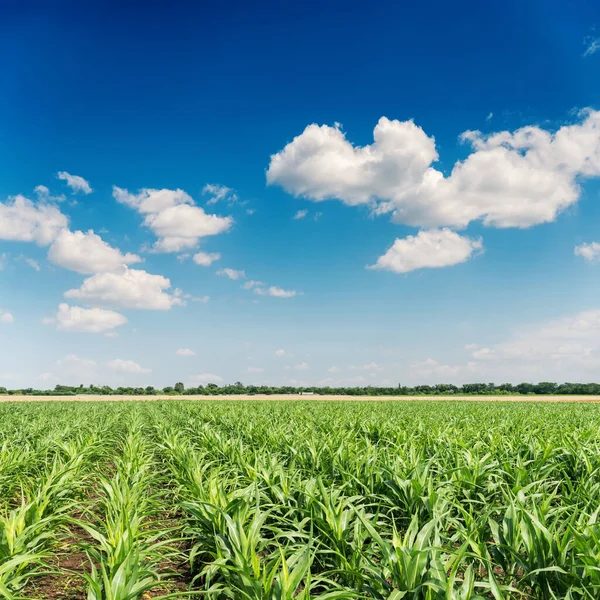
xmin=202 ymin=183 xmax=238 ymax=205
xmin=293 ymin=209 xmax=308 ymax=220
xmin=217 ymin=268 xmax=245 ymax=280
xmin=584 ymin=36 xmax=600 ymax=57
xmin=57 ymin=171 xmax=92 ymax=194
xmin=254 ymin=286 xmax=297 ymax=298
xmin=176 ymin=348 xmax=196 ymax=356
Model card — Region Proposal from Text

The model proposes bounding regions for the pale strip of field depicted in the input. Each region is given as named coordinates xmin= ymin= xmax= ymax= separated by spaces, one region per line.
xmin=1 ymin=394 xmax=600 ymax=403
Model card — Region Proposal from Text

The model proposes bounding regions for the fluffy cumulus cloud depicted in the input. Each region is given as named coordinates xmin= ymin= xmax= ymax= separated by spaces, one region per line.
xmin=113 ymin=186 xmax=232 ymax=252
xmin=48 ymin=229 xmax=142 ymax=274
xmin=57 ymin=171 xmax=92 ymax=194
xmin=0 ymin=195 xmax=68 ymax=245
xmin=176 ymin=348 xmax=196 ymax=356
xmin=107 ymin=359 xmax=151 ymax=374
xmin=267 ymin=111 xmax=600 ymax=230
xmin=575 ymin=242 xmax=600 ymax=262
xmin=369 ymin=229 xmax=482 ymax=273
xmin=46 ymin=303 xmax=127 ymax=333
xmin=64 ymin=267 xmax=184 ymax=310
xmin=193 ymin=251 xmax=221 ymax=266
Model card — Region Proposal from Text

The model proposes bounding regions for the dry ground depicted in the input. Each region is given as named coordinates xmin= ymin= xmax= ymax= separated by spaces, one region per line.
xmin=2 ymin=394 xmax=600 ymax=402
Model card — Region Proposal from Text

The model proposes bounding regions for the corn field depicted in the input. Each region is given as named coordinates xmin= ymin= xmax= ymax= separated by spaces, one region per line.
xmin=2 ymin=400 xmax=600 ymax=599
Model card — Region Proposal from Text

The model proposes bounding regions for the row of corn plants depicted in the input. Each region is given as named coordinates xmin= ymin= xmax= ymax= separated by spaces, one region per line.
xmin=0 ymin=406 xmax=122 ymax=598
xmin=79 ymin=415 xmax=182 ymax=599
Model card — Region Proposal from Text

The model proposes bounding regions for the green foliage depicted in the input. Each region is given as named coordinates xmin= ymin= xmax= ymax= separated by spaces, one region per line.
xmin=5 ymin=380 xmax=600 ymax=396
xmin=3 ymin=399 xmax=600 ymax=598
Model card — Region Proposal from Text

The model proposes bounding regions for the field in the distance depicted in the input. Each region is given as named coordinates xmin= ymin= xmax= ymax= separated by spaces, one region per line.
xmin=2 ymin=399 xmax=600 ymax=599
xmin=3 ymin=393 xmax=600 ymax=402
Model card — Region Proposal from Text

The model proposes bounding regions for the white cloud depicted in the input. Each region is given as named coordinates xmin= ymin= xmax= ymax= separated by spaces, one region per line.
xmin=202 ymin=184 xmax=238 ymax=205
xmin=48 ymin=229 xmax=142 ymax=274
xmin=188 ymin=373 xmax=223 ymax=385
xmin=486 ymin=112 xmax=494 ymax=121
xmin=34 ymin=185 xmax=65 ymax=203
xmin=113 ymin=187 xmax=193 ymax=213
xmin=46 ymin=303 xmax=127 ymax=333
xmin=144 ymin=205 xmax=232 ymax=251
xmin=350 ymin=361 xmax=384 ymax=372
xmin=217 ymin=268 xmax=245 ymax=280
xmin=327 ymin=366 xmax=341 ymax=373
xmin=584 ymin=37 xmax=600 ymax=57
xmin=0 ymin=195 xmax=68 ymax=245
xmin=275 ymin=349 xmax=286 ymax=357
xmin=34 ymin=185 xmax=50 ymax=196
xmin=369 ymin=229 xmax=482 ymax=274
xmin=464 ymin=343 xmax=478 ymax=350
xmin=113 ymin=186 xmax=232 ymax=253
xmin=0 ymin=311 xmax=14 ymax=323
xmin=192 ymin=295 xmax=210 ymax=303
xmin=426 ymin=307 xmax=600 ymax=383
xmin=24 ymin=258 xmax=40 ymax=271
xmin=294 ymin=361 xmax=309 ymax=370
xmin=176 ymin=348 xmax=196 ymax=356
xmin=104 ymin=332 xmax=119 ymax=338
xmin=247 ymin=367 xmax=264 ymax=373
xmin=267 ymin=111 xmax=600 ymax=230
xmin=254 ymin=286 xmax=297 ymax=298
xmin=475 ymin=309 xmax=600 ymax=366
xmin=293 ymin=209 xmax=308 ymax=220
xmin=107 ymin=359 xmax=151 ymax=374
xmin=38 ymin=372 xmax=59 ymax=384
xmin=575 ymin=242 xmax=600 ymax=262
xmin=409 ymin=358 xmax=462 ymax=379
xmin=242 ymin=280 xmax=263 ymax=290
xmin=53 ymin=354 xmax=99 ymax=382
xmin=64 ymin=267 xmax=184 ymax=310
xmin=57 ymin=354 xmax=97 ymax=370
xmin=57 ymin=171 xmax=92 ymax=194
xmin=246 ymin=208 xmax=256 ymax=215
xmin=193 ymin=251 xmax=221 ymax=266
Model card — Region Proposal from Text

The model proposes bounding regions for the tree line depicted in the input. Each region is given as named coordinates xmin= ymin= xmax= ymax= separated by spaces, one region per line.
xmin=2 ymin=381 xmax=600 ymax=396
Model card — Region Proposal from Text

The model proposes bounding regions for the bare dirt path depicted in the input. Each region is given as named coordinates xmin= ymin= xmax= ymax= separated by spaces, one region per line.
xmin=2 ymin=394 xmax=600 ymax=402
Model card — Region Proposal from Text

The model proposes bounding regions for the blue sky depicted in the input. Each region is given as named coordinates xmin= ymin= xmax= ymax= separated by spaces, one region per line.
xmin=2 ymin=0 xmax=600 ymax=388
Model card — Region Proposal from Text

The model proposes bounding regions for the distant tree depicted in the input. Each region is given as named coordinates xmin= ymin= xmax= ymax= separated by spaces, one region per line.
xmin=174 ymin=382 xmax=185 ymax=394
